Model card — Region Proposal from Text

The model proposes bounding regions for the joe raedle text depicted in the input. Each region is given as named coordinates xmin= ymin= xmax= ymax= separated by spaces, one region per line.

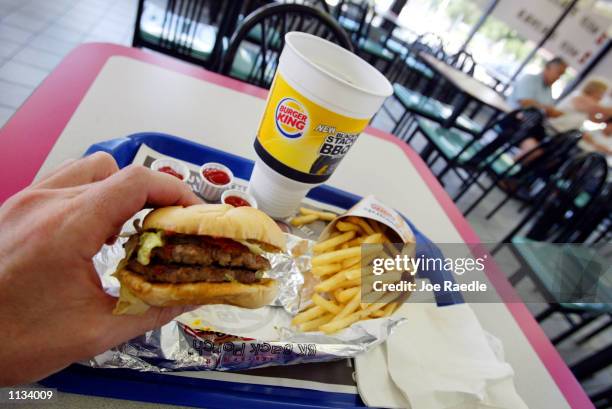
xmin=369 ymin=253 xmax=489 ymax=295
xmin=372 ymin=279 xmax=488 ymax=293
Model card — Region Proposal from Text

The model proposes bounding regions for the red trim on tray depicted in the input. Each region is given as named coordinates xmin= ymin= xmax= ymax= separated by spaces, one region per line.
xmin=0 ymin=43 xmax=268 ymax=203
xmin=0 ymin=43 xmax=593 ymax=409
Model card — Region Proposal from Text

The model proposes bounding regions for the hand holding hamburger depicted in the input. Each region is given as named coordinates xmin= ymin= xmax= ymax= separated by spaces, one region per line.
xmin=114 ymin=204 xmax=286 ymax=314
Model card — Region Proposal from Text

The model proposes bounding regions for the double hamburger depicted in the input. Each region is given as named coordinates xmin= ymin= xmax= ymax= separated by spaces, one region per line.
xmin=113 ymin=204 xmax=286 ymax=314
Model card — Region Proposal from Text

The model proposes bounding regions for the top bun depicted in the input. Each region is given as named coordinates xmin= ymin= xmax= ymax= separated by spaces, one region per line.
xmin=143 ymin=204 xmax=286 ymax=251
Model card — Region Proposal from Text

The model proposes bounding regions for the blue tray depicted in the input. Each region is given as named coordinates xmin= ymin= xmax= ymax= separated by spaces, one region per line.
xmin=40 ymin=132 xmax=462 ymax=408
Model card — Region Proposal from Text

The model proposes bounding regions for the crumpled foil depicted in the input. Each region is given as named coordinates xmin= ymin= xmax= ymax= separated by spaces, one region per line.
xmin=87 ymin=211 xmax=405 ymax=372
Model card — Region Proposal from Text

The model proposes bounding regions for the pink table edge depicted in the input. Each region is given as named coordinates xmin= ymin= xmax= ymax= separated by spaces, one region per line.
xmin=0 ymin=43 xmax=593 ymax=409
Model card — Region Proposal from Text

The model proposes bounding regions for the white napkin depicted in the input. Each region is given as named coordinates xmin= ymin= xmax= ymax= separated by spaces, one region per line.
xmin=356 ymin=302 xmax=528 ymax=409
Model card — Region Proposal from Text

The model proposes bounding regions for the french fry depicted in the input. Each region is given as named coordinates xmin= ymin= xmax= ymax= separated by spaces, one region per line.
xmin=365 ymin=292 xmax=400 ymax=311
xmin=362 ymin=233 xmax=383 ymax=244
xmin=320 ymin=310 xmax=365 ymax=334
xmin=312 ymin=293 xmax=341 ymax=314
xmin=315 ymin=270 xmax=349 ymax=292
xmin=294 ymin=215 xmax=407 ymax=335
xmin=333 ymin=288 xmax=344 ymax=302
xmin=336 ymin=287 xmax=359 ymax=303
xmin=334 ymin=289 xmax=362 ymax=320
xmin=346 ymin=236 xmax=366 ymax=247
xmin=327 ymin=278 xmax=360 ymax=292
xmin=341 ymin=256 xmax=361 ymax=269
xmin=311 ymin=263 xmax=341 ymax=277
xmin=362 ymin=271 xmax=403 ymax=289
xmin=345 ymin=266 xmax=363 ymax=280
xmin=290 ymin=214 xmax=318 ymax=226
xmin=335 ymin=221 xmax=362 ymax=233
xmin=299 ymin=207 xmax=337 ymax=221
xmin=299 ymin=314 xmax=333 ymax=332
xmin=313 ymin=231 xmax=355 ymax=253
xmin=291 ymin=305 xmax=325 ymax=325
xmin=382 ymin=302 xmax=398 ymax=317
xmin=321 ymin=297 xmax=397 ymax=333
xmin=311 ymin=246 xmax=361 ymax=266
xmin=347 ymin=216 xmax=375 ymax=235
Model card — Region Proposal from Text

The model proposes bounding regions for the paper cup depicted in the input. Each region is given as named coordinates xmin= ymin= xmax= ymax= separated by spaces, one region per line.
xmin=249 ymin=32 xmax=392 ymax=219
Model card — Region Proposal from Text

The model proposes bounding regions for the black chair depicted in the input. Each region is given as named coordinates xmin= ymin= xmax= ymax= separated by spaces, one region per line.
xmin=460 ymin=129 xmax=583 ymax=217
xmin=220 ymin=3 xmax=352 ymax=89
xmin=388 ymin=32 xmax=445 ymax=91
xmin=448 ymin=50 xmax=476 ymax=76
xmin=354 ymin=23 xmax=396 ymax=74
xmin=448 ymin=108 xmax=545 ymax=203
xmin=494 ymin=153 xmax=610 ymax=349
xmin=433 ymin=50 xmax=476 ymax=105
xmin=555 ymin=182 xmax=612 ymax=243
xmin=132 ymin=0 xmax=238 ymax=69
xmin=572 ymin=343 xmax=612 ymax=409
xmin=495 ymin=152 xmax=609 ymax=249
xmin=333 ymin=0 xmax=370 ymax=43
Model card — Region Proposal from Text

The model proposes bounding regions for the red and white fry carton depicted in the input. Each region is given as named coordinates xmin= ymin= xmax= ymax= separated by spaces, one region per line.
xmin=319 ymin=195 xmax=416 ymax=244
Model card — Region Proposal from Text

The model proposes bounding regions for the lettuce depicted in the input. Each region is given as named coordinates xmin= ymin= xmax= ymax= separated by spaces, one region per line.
xmin=137 ymin=231 xmax=164 ymax=265
xmin=237 ymin=240 xmax=265 ymax=255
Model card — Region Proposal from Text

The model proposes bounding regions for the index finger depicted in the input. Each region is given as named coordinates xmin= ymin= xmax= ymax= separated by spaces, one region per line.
xmin=79 ymin=165 xmax=202 ymax=247
xmin=34 ymin=152 xmax=119 ymax=189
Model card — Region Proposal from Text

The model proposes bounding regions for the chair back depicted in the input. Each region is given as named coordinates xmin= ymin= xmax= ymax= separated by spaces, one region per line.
xmin=512 ymin=130 xmax=582 ymax=179
xmin=387 ymin=32 xmax=445 ymax=84
xmin=220 ymin=3 xmax=352 ymax=88
xmin=448 ymin=50 xmax=476 ymax=76
xmin=334 ymin=0 xmax=370 ymax=42
xmin=527 ymin=152 xmax=609 ymax=242
xmin=411 ymin=32 xmax=445 ymax=59
xmin=132 ymin=0 xmax=233 ymax=68
xmin=557 ymin=182 xmax=612 ymax=243
xmin=463 ymin=107 xmax=545 ymax=169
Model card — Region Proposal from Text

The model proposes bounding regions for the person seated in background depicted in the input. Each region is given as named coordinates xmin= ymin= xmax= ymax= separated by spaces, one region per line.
xmin=579 ymin=118 xmax=612 ymax=156
xmin=507 ymin=57 xmax=568 ymax=156
xmin=549 ymin=78 xmax=612 ymax=133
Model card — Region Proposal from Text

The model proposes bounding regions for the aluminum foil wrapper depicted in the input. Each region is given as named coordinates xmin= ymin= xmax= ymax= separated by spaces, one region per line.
xmin=87 ymin=211 xmax=404 ymax=372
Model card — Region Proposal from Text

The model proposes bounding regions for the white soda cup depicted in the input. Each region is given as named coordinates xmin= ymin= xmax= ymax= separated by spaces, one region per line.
xmin=248 ymin=32 xmax=392 ymax=219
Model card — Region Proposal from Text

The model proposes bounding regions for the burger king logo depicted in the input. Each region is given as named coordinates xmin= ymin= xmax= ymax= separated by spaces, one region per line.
xmin=275 ymin=97 xmax=309 ymax=139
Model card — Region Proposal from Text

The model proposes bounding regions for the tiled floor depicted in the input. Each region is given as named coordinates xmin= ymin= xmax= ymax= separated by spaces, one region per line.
xmin=1 ymin=0 xmax=610 ymax=402
xmin=0 ymin=0 xmax=137 ymax=127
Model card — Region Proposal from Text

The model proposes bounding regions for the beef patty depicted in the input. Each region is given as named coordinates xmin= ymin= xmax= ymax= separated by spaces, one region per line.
xmin=129 ymin=234 xmax=270 ymax=284
xmin=152 ymin=243 xmax=269 ymax=271
xmin=128 ymin=260 xmax=259 ymax=284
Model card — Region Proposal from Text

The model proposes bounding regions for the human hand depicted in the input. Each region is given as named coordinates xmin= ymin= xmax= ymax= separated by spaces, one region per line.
xmin=0 ymin=153 xmax=202 ymax=385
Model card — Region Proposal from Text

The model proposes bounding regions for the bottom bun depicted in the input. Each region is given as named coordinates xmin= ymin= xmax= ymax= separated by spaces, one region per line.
xmin=116 ymin=268 xmax=278 ymax=309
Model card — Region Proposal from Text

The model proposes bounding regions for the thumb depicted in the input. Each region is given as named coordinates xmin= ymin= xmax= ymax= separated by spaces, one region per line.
xmin=98 ymin=298 xmax=192 ymax=351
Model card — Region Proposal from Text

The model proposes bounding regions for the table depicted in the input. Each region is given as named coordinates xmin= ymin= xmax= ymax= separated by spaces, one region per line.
xmin=0 ymin=43 xmax=593 ymax=409
xmin=419 ymin=52 xmax=511 ymax=127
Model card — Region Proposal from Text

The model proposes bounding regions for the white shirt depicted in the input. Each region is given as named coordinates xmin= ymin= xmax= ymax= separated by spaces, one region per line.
xmin=549 ymin=90 xmax=590 ymax=132
xmin=507 ymin=73 xmax=554 ymax=109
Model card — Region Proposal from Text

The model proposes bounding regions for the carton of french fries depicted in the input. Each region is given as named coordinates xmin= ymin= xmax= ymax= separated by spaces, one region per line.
xmin=293 ymin=195 xmax=416 ymax=334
